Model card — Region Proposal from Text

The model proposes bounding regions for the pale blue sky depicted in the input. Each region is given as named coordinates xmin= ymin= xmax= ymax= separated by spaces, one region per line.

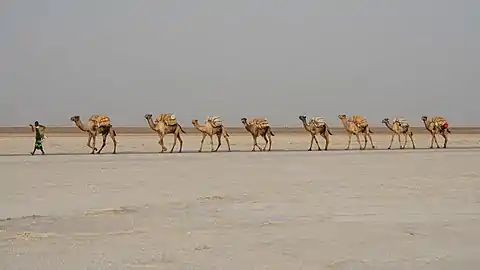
xmin=1 ymin=0 xmax=479 ymax=127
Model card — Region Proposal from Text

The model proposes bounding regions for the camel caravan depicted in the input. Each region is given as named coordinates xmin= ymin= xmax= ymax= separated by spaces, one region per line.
xmin=24 ymin=113 xmax=454 ymax=155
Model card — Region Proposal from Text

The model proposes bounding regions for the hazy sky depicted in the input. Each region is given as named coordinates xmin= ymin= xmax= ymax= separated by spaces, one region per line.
xmin=1 ymin=0 xmax=479 ymax=127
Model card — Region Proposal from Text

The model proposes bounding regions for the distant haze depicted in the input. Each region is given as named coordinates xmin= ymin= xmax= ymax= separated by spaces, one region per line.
xmin=1 ymin=0 xmax=479 ymax=127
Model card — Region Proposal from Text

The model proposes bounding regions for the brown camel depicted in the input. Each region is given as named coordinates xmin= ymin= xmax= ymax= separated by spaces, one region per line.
xmin=144 ymin=113 xmax=186 ymax=153
xmin=298 ymin=115 xmax=333 ymax=151
xmin=337 ymin=114 xmax=375 ymax=150
xmin=381 ymin=118 xmax=415 ymax=149
xmin=421 ymin=116 xmax=451 ymax=148
xmin=241 ymin=117 xmax=275 ymax=151
xmin=70 ymin=115 xmax=117 ymax=154
xmin=192 ymin=116 xmax=231 ymax=152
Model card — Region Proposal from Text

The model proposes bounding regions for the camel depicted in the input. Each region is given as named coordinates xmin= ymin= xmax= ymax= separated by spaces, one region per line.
xmin=70 ymin=115 xmax=117 ymax=154
xmin=144 ymin=113 xmax=186 ymax=153
xmin=298 ymin=115 xmax=333 ymax=151
xmin=337 ymin=114 xmax=375 ymax=150
xmin=421 ymin=116 xmax=451 ymax=148
xmin=381 ymin=118 xmax=415 ymax=149
xmin=241 ymin=117 xmax=275 ymax=151
xmin=192 ymin=116 xmax=231 ymax=152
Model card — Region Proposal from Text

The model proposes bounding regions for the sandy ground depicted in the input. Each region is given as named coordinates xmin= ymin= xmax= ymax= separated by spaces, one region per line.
xmin=1 ymin=133 xmax=480 ymax=269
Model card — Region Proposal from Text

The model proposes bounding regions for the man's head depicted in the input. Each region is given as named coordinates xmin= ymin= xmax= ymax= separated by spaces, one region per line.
xmin=34 ymin=121 xmax=39 ymax=126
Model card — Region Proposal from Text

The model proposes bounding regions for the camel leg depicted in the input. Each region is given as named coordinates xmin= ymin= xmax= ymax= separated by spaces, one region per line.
xmin=262 ymin=135 xmax=269 ymax=151
xmin=367 ymin=133 xmax=375 ymax=149
xmin=363 ymin=133 xmax=368 ymax=149
xmin=409 ymin=132 xmax=416 ymax=149
xmin=267 ymin=134 xmax=272 ymax=151
xmin=387 ymin=133 xmax=395 ymax=149
xmin=86 ymin=133 xmax=95 ymax=152
xmin=177 ymin=134 xmax=183 ymax=153
xmin=356 ymin=134 xmax=363 ymax=150
xmin=158 ymin=134 xmax=167 ymax=153
xmin=402 ymin=133 xmax=408 ymax=149
xmin=442 ymin=132 xmax=448 ymax=148
xmin=321 ymin=133 xmax=329 ymax=150
xmin=157 ymin=132 xmax=167 ymax=153
xmin=110 ymin=129 xmax=117 ymax=154
xmin=97 ymin=133 xmax=108 ymax=154
xmin=214 ymin=134 xmax=222 ymax=152
xmin=313 ymin=134 xmax=321 ymax=151
xmin=223 ymin=133 xmax=231 ymax=152
xmin=398 ymin=133 xmax=402 ymax=149
xmin=210 ymin=134 xmax=215 ymax=152
xmin=90 ymin=134 xmax=97 ymax=154
xmin=252 ymin=136 xmax=261 ymax=151
xmin=433 ymin=133 xmax=440 ymax=148
xmin=345 ymin=133 xmax=352 ymax=150
xmin=308 ymin=135 xmax=314 ymax=151
xmin=169 ymin=133 xmax=178 ymax=153
xmin=198 ymin=133 xmax=206 ymax=152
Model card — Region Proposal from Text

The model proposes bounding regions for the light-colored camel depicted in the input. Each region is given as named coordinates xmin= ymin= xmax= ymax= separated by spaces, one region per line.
xmin=421 ymin=116 xmax=451 ymax=148
xmin=144 ymin=114 xmax=186 ymax=153
xmin=241 ymin=117 xmax=274 ymax=151
xmin=381 ymin=118 xmax=415 ymax=149
xmin=337 ymin=114 xmax=375 ymax=150
xmin=70 ymin=115 xmax=117 ymax=154
xmin=298 ymin=115 xmax=333 ymax=151
xmin=192 ymin=117 xmax=231 ymax=152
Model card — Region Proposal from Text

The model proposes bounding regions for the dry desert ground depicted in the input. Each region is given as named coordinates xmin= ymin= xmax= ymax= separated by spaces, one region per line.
xmin=1 ymin=132 xmax=480 ymax=269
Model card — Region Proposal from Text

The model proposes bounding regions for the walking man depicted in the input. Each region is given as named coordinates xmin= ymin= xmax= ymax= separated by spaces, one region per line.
xmin=30 ymin=121 xmax=46 ymax=155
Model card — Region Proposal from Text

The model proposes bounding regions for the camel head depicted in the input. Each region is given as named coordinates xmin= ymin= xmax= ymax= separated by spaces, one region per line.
xmin=144 ymin=114 xmax=153 ymax=119
xmin=241 ymin=118 xmax=248 ymax=124
xmin=382 ymin=118 xmax=389 ymax=124
xmin=70 ymin=116 xmax=80 ymax=122
xmin=421 ymin=116 xmax=428 ymax=122
xmin=338 ymin=114 xmax=347 ymax=120
xmin=192 ymin=119 xmax=199 ymax=125
xmin=298 ymin=115 xmax=307 ymax=122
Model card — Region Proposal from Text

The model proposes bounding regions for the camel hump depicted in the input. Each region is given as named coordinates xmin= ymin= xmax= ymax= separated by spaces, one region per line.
xmin=250 ymin=118 xmax=269 ymax=128
xmin=90 ymin=115 xmax=111 ymax=126
xmin=349 ymin=115 xmax=368 ymax=127
xmin=156 ymin=113 xmax=177 ymax=126
xmin=207 ymin=116 xmax=223 ymax=127
xmin=310 ymin=117 xmax=326 ymax=127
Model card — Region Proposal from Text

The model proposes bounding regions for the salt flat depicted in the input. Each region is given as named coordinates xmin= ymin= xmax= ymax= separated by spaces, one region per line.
xmin=1 ymin=134 xmax=480 ymax=269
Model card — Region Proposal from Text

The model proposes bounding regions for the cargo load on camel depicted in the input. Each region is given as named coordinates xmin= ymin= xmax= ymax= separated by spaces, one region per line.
xmin=250 ymin=118 xmax=270 ymax=128
xmin=309 ymin=117 xmax=326 ymax=128
xmin=393 ymin=117 xmax=409 ymax=128
xmin=89 ymin=115 xmax=111 ymax=127
xmin=349 ymin=115 xmax=368 ymax=128
xmin=428 ymin=116 xmax=449 ymax=129
xmin=207 ymin=116 xmax=223 ymax=127
xmin=155 ymin=113 xmax=177 ymax=126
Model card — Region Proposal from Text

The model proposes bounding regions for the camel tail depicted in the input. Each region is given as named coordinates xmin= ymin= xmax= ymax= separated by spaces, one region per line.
xmin=269 ymin=128 xmax=275 ymax=136
xmin=327 ymin=126 xmax=333 ymax=135
xmin=447 ymin=128 xmax=451 ymax=134
xmin=369 ymin=128 xmax=374 ymax=134
xmin=179 ymin=125 xmax=187 ymax=134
